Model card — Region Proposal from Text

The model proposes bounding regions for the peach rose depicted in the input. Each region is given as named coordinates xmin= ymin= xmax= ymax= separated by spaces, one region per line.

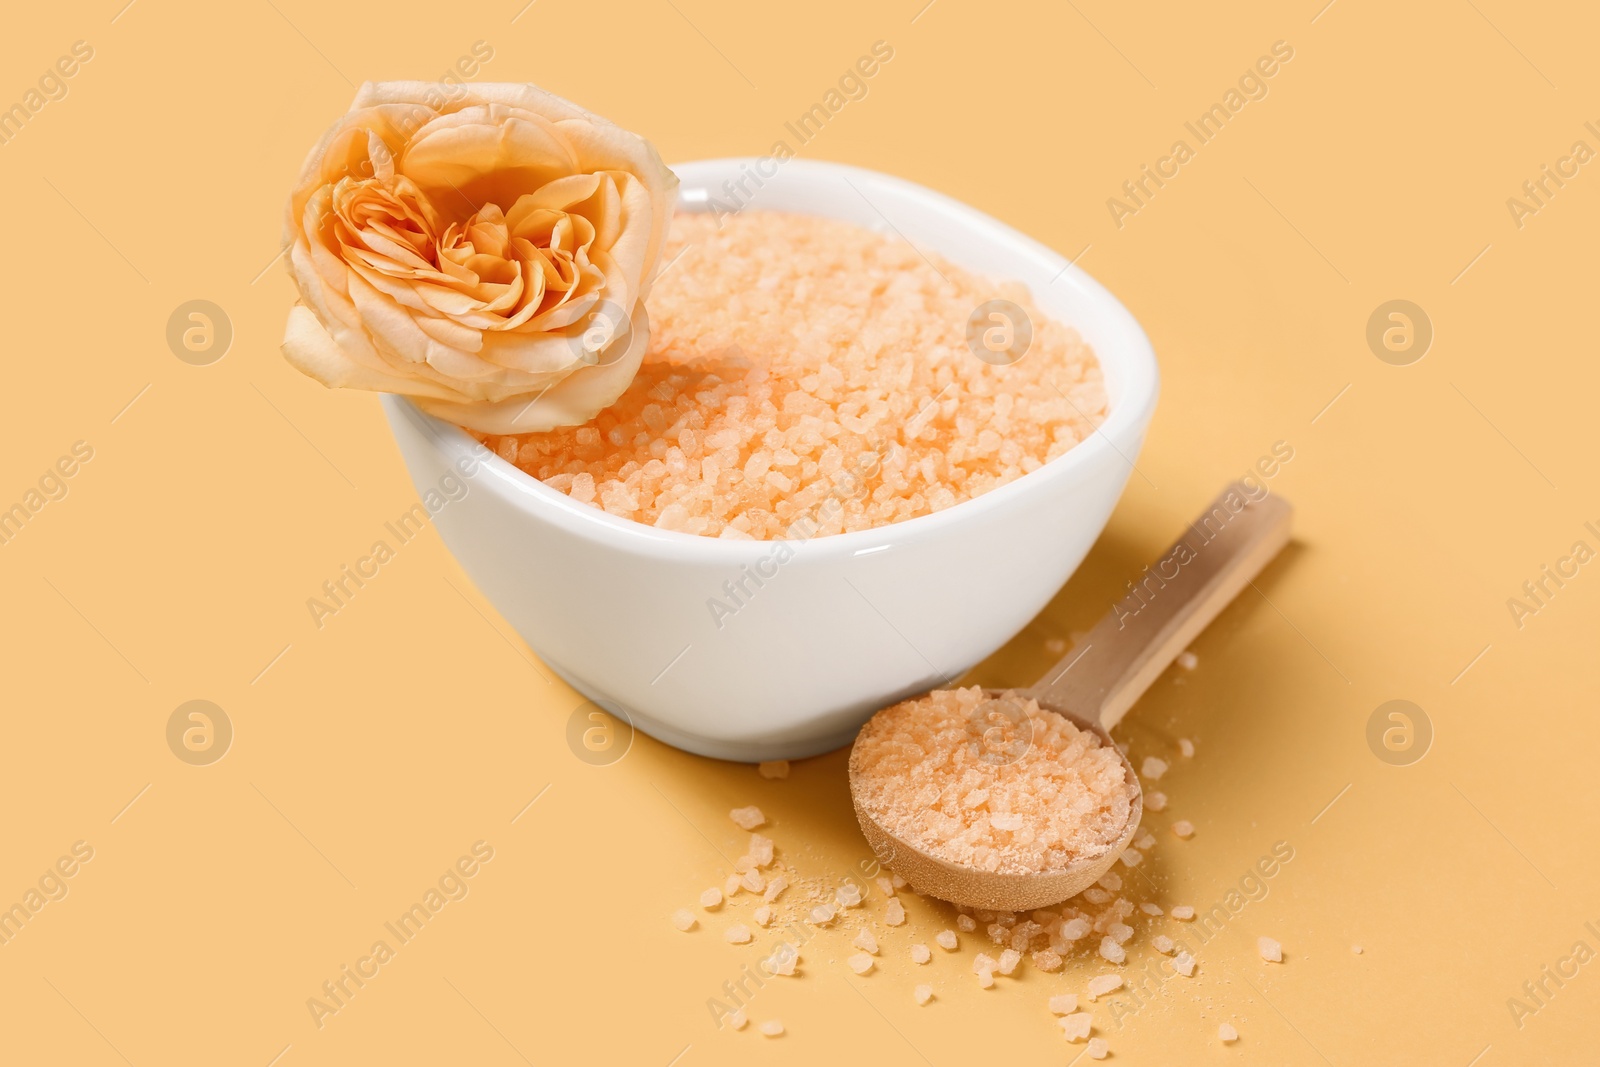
xmin=281 ymin=81 xmax=678 ymax=433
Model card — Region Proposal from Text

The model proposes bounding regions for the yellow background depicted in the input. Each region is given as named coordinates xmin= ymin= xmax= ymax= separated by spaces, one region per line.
xmin=2 ymin=0 xmax=1596 ymax=1063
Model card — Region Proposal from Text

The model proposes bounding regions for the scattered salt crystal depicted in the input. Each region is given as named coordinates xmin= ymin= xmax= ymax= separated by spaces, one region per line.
xmin=747 ymin=833 xmax=774 ymax=867
xmin=1171 ymin=906 xmax=1195 ymax=921
xmin=911 ymin=944 xmax=932 ymax=964
xmin=762 ymin=876 xmax=788 ymax=902
xmin=1098 ymin=937 xmax=1125 ymax=964
xmin=764 ymin=946 xmax=799 ymax=976
xmin=885 ymin=898 xmax=906 ymax=926
xmin=699 ymin=887 xmax=723 ymax=909
xmin=1151 ymin=935 xmax=1175 ymax=954
xmin=1087 ymin=1036 xmax=1109 ymax=1059
xmin=1218 ymin=1023 xmax=1239 ymax=1043
xmin=853 ymin=929 xmax=879 ymax=955
xmin=1352 ymin=944 xmax=1364 ymax=955
xmin=1141 ymin=757 xmax=1168 ymax=781
xmin=1177 ymin=651 xmax=1198 ymax=670
xmin=1083 ymin=888 xmax=1113 ymax=905
xmin=973 ymin=953 xmax=998 ymax=975
xmin=892 ymin=874 xmax=907 ymax=889
xmin=1087 ymin=975 xmax=1124 ymax=1000
xmin=935 ymin=930 xmax=958 ymax=951
xmin=1059 ymin=1013 xmax=1092 ymax=1041
xmin=1139 ymin=902 xmax=1163 ymax=916
xmin=729 ymin=806 xmax=766 ymax=830
xmin=998 ymin=948 xmax=1022 ymax=976
xmin=977 ymin=971 xmax=995 ymax=989
xmin=1178 ymin=738 xmax=1195 ymax=758
xmin=1032 ymin=949 xmax=1063 ymax=972
xmin=758 ymin=1020 xmax=784 ymax=1037
xmin=725 ymin=924 xmax=752 ymax=944
xmin=956 ymin=914 xmax=977 ymax=932
xmin=753 ymin=905 xmax=775 ymax=926
xmin=1172 ymin=820 xmax=1195 ymax=839
xmin=848 ymin=952 xmax=875 ymax=975
xmin=809 ymin=904 xmax=837 ymax=925
xmin=836 ymin=883 xmax=863 ymax=908
xmin=671 ymin=908 xmax=697 ymax=931
xmin=1097 ymin=872 xmax=1123 ymax=891
xmin=1061 ymin=917 xmax=1091 ymax=940
xmin=1258 ymin=936 xmax=1283 ymax=963
xmin=1134 ymin=832 xmax=1156 ymax=850
xmin=757 ymin=760 xmax=790 ymax=779
xmin=724 ymin=874 xmax=742 ymax=898
xmin=1120 ymin=848 xmax=1143 ymax=868
xmin=1108 ymin=923 xmax=1133 ymax=945
xmin=741 ymin=870 xmax=765 ymax=893
xmin=1048 ymin=993 xmax=1079 ymax=1014
xmin=728 ymin=1009 xmax=748 ymax=1030
xmin=914 ymin=984 xmax=934 ymax=1005
xmin=1145 ymin=792 xmax=1168 ymax=812
xmin=987 ymin=923 xmax=1009 ymax=945
xmin=1173 ymin=951 xmax=1196 ymax=976
xmin=876 ymin=876 xmax=896 ymax=897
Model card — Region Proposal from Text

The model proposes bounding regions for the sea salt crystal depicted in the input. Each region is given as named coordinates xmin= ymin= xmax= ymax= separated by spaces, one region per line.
xmin=885 ymin=898 xmax=906 ymax=926
xmin=998 ymin=949 xmax=1022 ymax=976
xmin=956 ymin=914 xmax=977 ymax=932
xmin=1178 ymin=738 xmax=1195 ymax=758
xmin=1032 ymin=949 xmax=1063 ymax=972
xmin=741 ymin=870 xmax=765 ymax=893
xmin=1145 ymin=792 xmax=1168 ymax=812
xmin=1087 ymin=1037 xmax=1109 ymax=1059
xmin=1108 ymin=923 xmax=1133 ymax=944
xmin=1048 ymin=993 xmax=1078 ymax=1014
xmin=758 ymin=1020 xmax=784 ymax=1037
xmin=911 ymin=944 xmax=931 ymax=964
xmin=724 ymin=874 xmax=742 ymax=898
xmin=747 ymin=833 xmax=775 ymax=867
xmin=728 ymin=1009 xmax=748 ymax=1030
xmin=753 ymin=905 xmax=775 ymax=926
xmin=1098 ymin=937 xmax=1125 ymax=964
xmin=1172 ymin=820 xmax=1195 ymax=839
xmin=936 ymin=930 xmax=959 ymax=951
xmin=1083 ymin=888 xmax=1113 ymax=905
xmin=977 ymin=971 xmax=995 ymax=989
xmin=1059 ymin=1013 xmax=1092 ymax=1041
xmin=1061 ymin=917 xmax=1090 ymax=940
xmin=848 ymin=952 xmax=875 ymax=975
xmin=1141 ymin=757 xmax=1168 ymax=781
xmin=876 ymin=876 xmax=896 ymax=897
xmin=765 ymin=945 xmax=799 ymax=976
xmin=987 ymin=923 xmax=1009 ymax=945
xmin=1171 ymin=906 xmax=1194 ymax=921
xmin=914 ymin=984 xmax=934 ymax=1005
xmin=1258 ymin=936 xmax=1283 ymax=963
xmin=991 ymin=813 xmax=1024 ymax=831
xmin=1173 ymin=951 xmax=1197 ymax=976
xmin=725 ymin=924 xmax=752 ymax=944
xmin=1151 ymin=935 xmax=1175 ymax=954
xmin=1219 ymin=1023 xmax=1239 ymax=1043
xmin=853 ymin=928 xmax=879 ymax=955
xmin=699 ymin=887 xmax=723 ymax=909
xmin=762 ymin=876 xmax=788 ymax=902
xmin=1087 ymin=975 xmax=1124 ymax=1000
xmin=973 ymin=953 xmax=998 ymax=976
xmin=1177 ymin=651 xmax=1198 ymax=670
xmin=1120 ymin=848 xmax=1143 ymax=868
xmin=892 ymin=874 xmax=907 ymax=889
xmin=1352 ymin=944 xmax=1364 ymax=954
xmin=836 ymin=883 xmax=863 ymax=908
xmin=671 ymin=908 xmax=697 ymax=931
xmin=1097 ymin=873 xmax=1123 ymax=891
xmin=1134 ymin=832 xmax=1156 ymax=850
xmin=809 ymin=904 xmax=837 ymax=925
xmin=757 ymin=760 xmax=790 ymax=779
xmin=729 ymin=806 xmax=766 ymax=830
xmin=1139 ymin=902 xmax=1163 ymax=916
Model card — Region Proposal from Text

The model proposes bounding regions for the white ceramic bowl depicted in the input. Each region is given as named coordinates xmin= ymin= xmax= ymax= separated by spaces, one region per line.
xmin=382 ymin=158 xmax=1158 ymax=761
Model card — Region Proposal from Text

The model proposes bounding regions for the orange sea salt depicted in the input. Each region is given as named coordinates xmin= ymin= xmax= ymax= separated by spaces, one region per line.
xmin=850 ymin=686 xmax=1134 ymax=875
xmin=476 ymin=211 xmax=1107 ymax=539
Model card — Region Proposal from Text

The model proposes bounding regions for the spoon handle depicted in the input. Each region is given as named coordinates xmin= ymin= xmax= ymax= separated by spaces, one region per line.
xmin=1028 ymin=481 xmax=1293 ymax=730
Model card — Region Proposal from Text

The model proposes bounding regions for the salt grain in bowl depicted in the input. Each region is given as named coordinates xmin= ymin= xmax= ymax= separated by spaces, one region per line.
xmin=475 ymin=211 xmax=1107 ymax=539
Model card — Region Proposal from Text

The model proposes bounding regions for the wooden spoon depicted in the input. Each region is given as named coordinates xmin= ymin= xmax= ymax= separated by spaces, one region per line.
xmin=849 ymin=481 xmax=1293 ymax=911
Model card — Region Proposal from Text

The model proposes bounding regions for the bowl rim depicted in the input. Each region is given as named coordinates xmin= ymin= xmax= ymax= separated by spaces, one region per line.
xmin=386 ymin=157 xmax=1159 ymax=562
